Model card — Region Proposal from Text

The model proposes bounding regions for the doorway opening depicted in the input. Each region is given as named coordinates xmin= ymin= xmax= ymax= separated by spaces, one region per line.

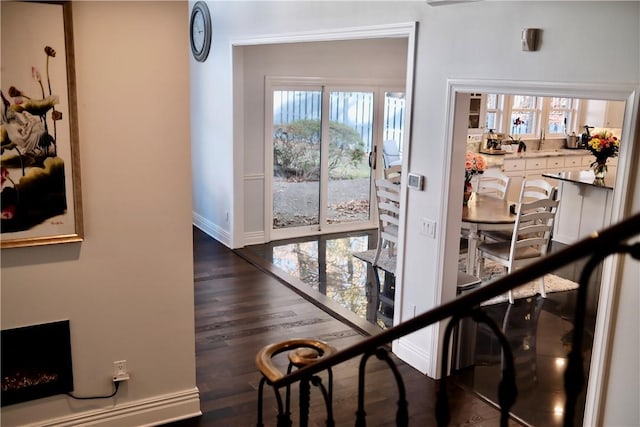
xmin=444 ymin=80 xmax=637 ymax=427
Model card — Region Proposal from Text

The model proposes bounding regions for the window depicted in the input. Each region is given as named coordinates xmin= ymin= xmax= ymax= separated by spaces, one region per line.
xmin=545 ymin=97 xmax=575 ymax=136
xmin=505 ymin=95 xmax=578 ymax=139
xmin=484 ymin=94 xmax=503 ymax=131
xmin=509 ymin=95 xmax=538 ymax=137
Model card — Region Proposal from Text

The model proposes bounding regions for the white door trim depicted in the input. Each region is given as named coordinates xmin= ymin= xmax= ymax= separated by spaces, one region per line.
xmin=230 ymin=24 xmax=417 ymax=331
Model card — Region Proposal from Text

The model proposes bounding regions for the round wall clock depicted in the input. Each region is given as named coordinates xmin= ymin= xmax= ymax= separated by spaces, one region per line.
xmin=190 ymin=1 xmax=212 ymax=62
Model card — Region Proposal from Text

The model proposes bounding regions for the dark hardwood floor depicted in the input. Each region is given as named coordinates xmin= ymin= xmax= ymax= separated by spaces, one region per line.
xmin=164 ymin=228 xmax=521 ymax=426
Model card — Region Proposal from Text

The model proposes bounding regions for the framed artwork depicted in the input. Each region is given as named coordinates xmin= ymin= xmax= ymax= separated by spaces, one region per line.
xmin=1 ymin=1 xmax=83 ymax=249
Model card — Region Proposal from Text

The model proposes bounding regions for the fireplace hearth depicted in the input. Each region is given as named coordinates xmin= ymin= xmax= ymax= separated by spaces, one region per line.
xmin=1 ymin=320 xmax=73 ymax=406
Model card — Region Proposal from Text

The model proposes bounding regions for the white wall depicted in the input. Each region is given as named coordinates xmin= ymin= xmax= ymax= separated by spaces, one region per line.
xmin=1 ymin=2 xmax=199 ymax=425
xmin=193 ymin=1 xmax=639 ymax=425
xmin=602 ymin=170 xmax=640 ymax=427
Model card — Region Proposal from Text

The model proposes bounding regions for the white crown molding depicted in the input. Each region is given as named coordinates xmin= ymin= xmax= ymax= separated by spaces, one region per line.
xmin=426 ymin=0 xmax=483 ymax=5
xmin=231 ymin=22 xmax=417 ymax=46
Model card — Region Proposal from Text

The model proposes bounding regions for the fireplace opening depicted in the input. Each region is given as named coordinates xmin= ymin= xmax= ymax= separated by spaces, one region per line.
xmin=1 ymin=320 xmax=73 ymax=406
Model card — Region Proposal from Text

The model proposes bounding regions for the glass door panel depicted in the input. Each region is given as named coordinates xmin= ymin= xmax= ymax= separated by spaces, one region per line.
xmin=272 ymin=90 xmax=321 ymax=229
xmin=326 ymin=91 xmax=374 ymax=225
xmin=383 ymin=91 xmax=405 ymax=167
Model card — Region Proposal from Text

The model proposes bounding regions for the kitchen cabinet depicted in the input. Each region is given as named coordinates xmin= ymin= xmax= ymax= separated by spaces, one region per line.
xmin=579 ymin=154 xmax=618 ymax=174
xmin=502 ymin=159 xmax=525 ymax=202
xmin=583 ymin=100 xmax=625 ymax=128
xmin=563 ymin=156 xmax=583 ymax=171
xmin=542 ymin=157 xmax=565 ymax=186
xmin=542 ymin=171 xmax=615 ymax=245
xmin=502 ymin=154 xmax=591 ymax=201
xmin=467 ymin=93 xmax=486 ymax=134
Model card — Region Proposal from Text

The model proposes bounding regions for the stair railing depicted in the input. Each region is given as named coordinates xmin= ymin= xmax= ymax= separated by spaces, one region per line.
xmin=256 ymin=212 xmax=640 ymax=427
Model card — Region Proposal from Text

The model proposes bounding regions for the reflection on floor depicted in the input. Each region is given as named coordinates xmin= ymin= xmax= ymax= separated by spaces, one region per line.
xmin=243 ymin=232 xmax=600 ymax=427
xmin=243 ymin=229 xmax=392 ymax=329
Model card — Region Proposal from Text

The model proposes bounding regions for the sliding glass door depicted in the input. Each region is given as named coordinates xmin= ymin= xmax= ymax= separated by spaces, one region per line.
xmin=272 ymin=89 xmax=323 ymax=230
xmin=267 ymin=81 xmax=404 ymax=241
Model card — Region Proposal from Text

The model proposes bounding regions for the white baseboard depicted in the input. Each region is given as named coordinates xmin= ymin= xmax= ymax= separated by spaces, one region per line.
xmin=393 ymin=337 xmax=431 ymax=376
xmin=27 ymin=388 xmax=201 ymax=427
xmin=193 ymin=212 xmax=232 ymax=247
xmin=243 ymin=230 xmax=265 ymax=246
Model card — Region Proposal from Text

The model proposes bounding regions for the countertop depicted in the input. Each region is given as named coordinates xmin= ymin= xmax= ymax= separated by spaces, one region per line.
xmin=503 ymin=148 xmax=589 ymax=159
xmin=478 ymin=148 xmax=591 ymax=168
xmin=542 ymin=170 xmax=615 ymax=190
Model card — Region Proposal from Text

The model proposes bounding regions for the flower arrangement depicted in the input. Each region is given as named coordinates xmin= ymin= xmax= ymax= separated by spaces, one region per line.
xmin=586 ymin=130 xmax=619 ymax=167
xmin=463 ymin=151 xmax=486 ymax=205
xmin=512 ymin=116 xmax=527 ymax=135
xmin=464 ymin=151 xmax=487 ymax=184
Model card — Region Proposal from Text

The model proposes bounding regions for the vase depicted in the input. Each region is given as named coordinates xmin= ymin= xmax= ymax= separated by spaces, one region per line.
xmin=463 ymin=181 xmax=473 ymax=206
xmin=593 ymin=162 xmax=607 ymax=179
xmin=463 ymin=191 xmax=473 ymax=206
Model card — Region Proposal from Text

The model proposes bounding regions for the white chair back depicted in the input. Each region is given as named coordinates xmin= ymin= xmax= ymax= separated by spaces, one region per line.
xmin=382 ymin=140 xmax=402 ymax=167
xmin=477 ymin=169 xmax=511 ymax=200
xmin=476 ymin=187 xmax=560 ymax=304
xmin=519 ymin=179 xmax=555 ymax=203
xmin=383 ymin=165 xmax=402 ymax=184
xmin=509 ymin=197 xmax=559 ymax=261
xmin=373 ymin=178 xmax=401 ymax=265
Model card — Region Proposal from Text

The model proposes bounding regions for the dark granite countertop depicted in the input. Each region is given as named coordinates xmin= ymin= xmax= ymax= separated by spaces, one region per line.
xmin=542 ymin=170 xmax=615 ymax=190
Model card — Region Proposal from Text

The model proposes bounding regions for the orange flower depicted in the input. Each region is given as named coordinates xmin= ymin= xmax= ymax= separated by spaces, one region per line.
xmin=464 ymin=151 xmax=486 ymax=182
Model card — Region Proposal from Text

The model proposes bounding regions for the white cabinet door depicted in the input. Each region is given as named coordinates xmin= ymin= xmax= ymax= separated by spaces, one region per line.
xmin=503 ymin=158 xmax=525 ymax=173
xmin=502 ymin=159 xmax=525 ymax=201
xmin=563 ymin=156 xmax=583 ymax=171
xmin=505 ymin=172 xmax=524 ymax=202
xmin=524 ymin=157 xmax=547 ymax=181
xmin=544 ymin=157 xmax=565 ymax=186
xmin=604 ymin=101 xmax=625 ymax=128
xmin=582 ymin=155 xmax=595 ymax=168
xmin=584 ymin=100 xmax=625 ymax=128
xmin=546 ymin=157 xmax=564 ymax=172
xmin=553 ymin=181 xmax=614 ymax=244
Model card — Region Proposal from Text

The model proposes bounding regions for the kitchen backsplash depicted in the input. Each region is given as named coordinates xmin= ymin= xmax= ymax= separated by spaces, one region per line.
xmin=466 ymin=127 xmax=622 ymax=154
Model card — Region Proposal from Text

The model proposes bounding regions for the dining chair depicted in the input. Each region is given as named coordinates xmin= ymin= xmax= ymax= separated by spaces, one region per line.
xmin=373 ymin=177 xmax=401 ymax=266
xmin=384 ymin=165 xmax=402 ymax=184
xmin=475 ymin=195 xmax=559 ymax=304
xmin=481 ymin=178 xmax=556 ymax=243
xmin=476 ymin=169 xmax=510 ymax=200
xmin=364 ymin=177 xmax=401 ymax=327
xmin=382 ymin=140 xmax=402 ymax=167
xmin=463 ymin=170 xmax=510 ymax=247
xmin=519 ymin=178 xmax=556 ymax=203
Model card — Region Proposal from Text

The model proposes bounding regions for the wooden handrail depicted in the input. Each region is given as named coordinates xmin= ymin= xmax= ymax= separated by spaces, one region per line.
xmin=269 ymin=211 xmax=640 ymax=389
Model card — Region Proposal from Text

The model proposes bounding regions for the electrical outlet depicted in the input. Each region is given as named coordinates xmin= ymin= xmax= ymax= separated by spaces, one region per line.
xmin=113 ymin=360 xmax=130 ymax=382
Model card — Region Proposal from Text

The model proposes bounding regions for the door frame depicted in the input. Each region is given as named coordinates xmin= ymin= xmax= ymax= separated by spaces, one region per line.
xmin=439 ymin=78 xmax=639 ymax=426
xmin=231 ymin=22 xmax=417 ymax=250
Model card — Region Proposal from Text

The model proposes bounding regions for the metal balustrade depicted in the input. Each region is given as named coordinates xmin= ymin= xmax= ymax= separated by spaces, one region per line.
xmin=256 ymin=212 xmax=640 ymax=427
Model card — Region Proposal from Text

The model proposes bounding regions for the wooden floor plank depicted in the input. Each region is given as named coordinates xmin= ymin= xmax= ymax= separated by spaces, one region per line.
xmin=163 ymin=228 xmax=519 ymax=426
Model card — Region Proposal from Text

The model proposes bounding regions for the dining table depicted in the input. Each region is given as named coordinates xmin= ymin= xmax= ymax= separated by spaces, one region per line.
xmin=461 ymin=193 xmax=516 ymax=275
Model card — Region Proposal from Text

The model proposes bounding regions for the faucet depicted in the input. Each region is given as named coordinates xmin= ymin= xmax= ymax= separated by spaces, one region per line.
xmin=537 ymin=129 xmax=545 ymax=150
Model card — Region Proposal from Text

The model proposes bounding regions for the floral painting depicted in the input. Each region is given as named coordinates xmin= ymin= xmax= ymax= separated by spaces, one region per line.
xmin=1 ymin=1 xmax=82 ymax=248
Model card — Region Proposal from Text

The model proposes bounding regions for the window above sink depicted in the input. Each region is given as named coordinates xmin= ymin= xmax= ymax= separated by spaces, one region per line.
xmin=468 ymin=94 xmax=625 ymax=144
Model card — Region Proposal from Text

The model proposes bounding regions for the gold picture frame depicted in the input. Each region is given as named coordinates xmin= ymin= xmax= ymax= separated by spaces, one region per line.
xmin=1 ymin=1 xmax=83 ymax=249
